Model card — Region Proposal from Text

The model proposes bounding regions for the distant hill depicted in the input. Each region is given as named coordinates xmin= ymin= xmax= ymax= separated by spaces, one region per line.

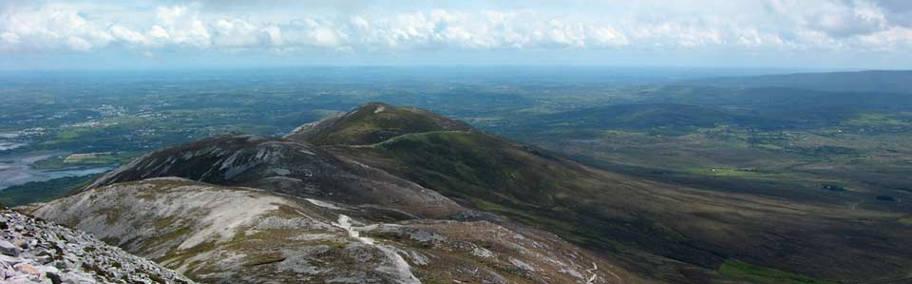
xmin=623 ymin=85 xmax=912 ymax=129
xmin=688 ymin=70 xmax=912 ymax=94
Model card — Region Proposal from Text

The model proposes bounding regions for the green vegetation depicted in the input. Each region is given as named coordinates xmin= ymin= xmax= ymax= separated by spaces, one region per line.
xmin=845 ymin=113 xmax=910 ymax=127
xmin=899 ymin=216 xmax=912 ymax=225
xmin=0 ymin=174 xmax=98 ymax=206
xmin=301 ymin=102 xmax=912 ymax=283
xmin=687 ymin=167 xmax=770 ymax=178
xmin=373 ymin=130 xmax=574 ymax=208
xmin=493 ymin=96 xmax=912 ymax=212
xmin=297 ymin=102 xmax=470 ymax=146
xmin=718 ymin=260 xmax=832 ymax=284
xmin=33 ymin=152 xmax=136 ymax=170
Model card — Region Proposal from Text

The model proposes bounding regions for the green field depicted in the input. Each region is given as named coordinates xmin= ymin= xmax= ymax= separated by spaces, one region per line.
xmin=0 ymin=174 xmax=99 ymax=207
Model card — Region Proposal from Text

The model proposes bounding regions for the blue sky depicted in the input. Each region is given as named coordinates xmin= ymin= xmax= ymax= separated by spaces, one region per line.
xmin=2 ymin=0 xmax=911 ymax=70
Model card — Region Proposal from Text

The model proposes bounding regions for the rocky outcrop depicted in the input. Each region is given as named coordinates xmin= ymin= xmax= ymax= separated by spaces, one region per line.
xmin=86 ymin=136 xmax=466 ymax=220
xmin=0 ymin=209 xmax=193 ymax=284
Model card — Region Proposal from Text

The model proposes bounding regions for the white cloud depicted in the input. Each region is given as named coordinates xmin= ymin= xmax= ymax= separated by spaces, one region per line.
xmin=0 ymin=3 xmax=113 ymax=51
xmin=154 ymin=5 xmax=211 ymax=48
xmin=856 ymin=26 xmax=912 ymax=50
xmin=66 ymin=36 xmax=92 ymax=51
xmin=148 ymin=25 xmax=170 ymax=42
xmin=262 ymin=25 xmax=283 ymax=46
xmin=0 ymin=0 xmax=909 ymax=59
xmin=110 ymin=25 xmax=147 ymax=45
xmin=805 ymin=0 xmax=887 ymax=37
xmin=1 ymin=32 xmax=19 ymax=44
xmin=212 ymin=18 xmax=261 ymax=47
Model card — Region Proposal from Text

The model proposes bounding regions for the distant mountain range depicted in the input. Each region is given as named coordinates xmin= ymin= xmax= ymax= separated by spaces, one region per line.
xmin=10 ymin=103 xmax=912 ymax=283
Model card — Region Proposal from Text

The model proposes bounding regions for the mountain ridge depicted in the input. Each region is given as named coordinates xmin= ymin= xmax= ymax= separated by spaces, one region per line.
xmin=23 ymin=102 xmax=912 ymax=283
xmin=28 ymin=103 xmax=649 ymax=283
xmin=293 ymin=103 xmax=912 ymax=283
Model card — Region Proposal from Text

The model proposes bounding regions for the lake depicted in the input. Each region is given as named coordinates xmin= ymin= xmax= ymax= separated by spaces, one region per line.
xmin=0 ymin=152 xmax=111 ymax=190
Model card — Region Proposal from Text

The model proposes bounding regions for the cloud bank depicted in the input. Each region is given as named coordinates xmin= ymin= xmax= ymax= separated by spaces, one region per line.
xmin=1 ymin=0 xmax=910 ymax=68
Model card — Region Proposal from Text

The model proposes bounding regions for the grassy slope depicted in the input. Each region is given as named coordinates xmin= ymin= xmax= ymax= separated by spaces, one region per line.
xmin=328 ymin=131 xmax=717 ymax=281
xmin=293 ymin=102 xmax=470 ymax=146
xmin=307 ymin=104 xmax=912 ymax=283
xmin=718 ymin=260 xmax=834 ymax=284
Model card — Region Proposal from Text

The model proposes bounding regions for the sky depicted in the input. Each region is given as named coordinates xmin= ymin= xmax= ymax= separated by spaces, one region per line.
xmin=1 ymin=0 xmax=911 ymax=70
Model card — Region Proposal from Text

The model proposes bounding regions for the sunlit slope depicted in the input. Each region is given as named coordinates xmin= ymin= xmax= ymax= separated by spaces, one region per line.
xmin=35 ymin=177 xmax=640 ymax=283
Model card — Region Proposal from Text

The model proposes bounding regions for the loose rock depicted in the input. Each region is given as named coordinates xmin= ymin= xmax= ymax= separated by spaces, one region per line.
xmin=0 ymin=210 xmax=195 ymax=283
xmin=0 ymin=240 xmax=20 ymax=256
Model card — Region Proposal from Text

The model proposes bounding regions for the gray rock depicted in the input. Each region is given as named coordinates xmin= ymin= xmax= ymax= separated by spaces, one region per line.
xmin=46 ymin=271 xmax=62 ymax=284
xmin=0 ymin=240 xmax=20 ymax=256
xmin=0 ymin=209 xmax=195 ymax=283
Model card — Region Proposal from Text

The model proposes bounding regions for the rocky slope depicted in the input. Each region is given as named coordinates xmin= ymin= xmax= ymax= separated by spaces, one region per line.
xmin=32 ymin=178 xmax=641 ymax=283
xmin=85 ymin=135 xmax=465 ymax=220
xmin=1 ymin=209 xmax=193 ymax=283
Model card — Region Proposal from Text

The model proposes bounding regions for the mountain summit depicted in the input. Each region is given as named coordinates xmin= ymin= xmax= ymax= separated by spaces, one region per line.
xmin=30 ymin=104 xmax=644 ymax=283
xmin=25 ymin=103 xmax=912 ymax=283
xmin=287 ymin=102 xmax=472 ymax=146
